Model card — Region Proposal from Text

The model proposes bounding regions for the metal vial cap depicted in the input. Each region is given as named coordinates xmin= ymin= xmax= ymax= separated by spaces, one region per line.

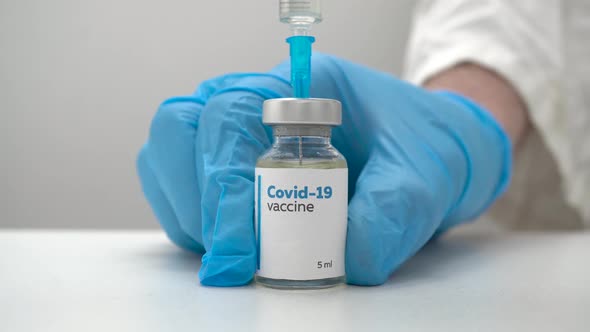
xmin=262 ymin=98 xmax=342 ymax=126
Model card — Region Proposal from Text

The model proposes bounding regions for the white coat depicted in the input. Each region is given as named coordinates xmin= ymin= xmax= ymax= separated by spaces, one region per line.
xmin=404 ymin=0 xmax=589 ymax=229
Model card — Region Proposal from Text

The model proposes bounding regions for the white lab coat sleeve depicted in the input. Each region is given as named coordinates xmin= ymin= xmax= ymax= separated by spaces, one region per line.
xmin=404 ymin=0 xmax=590 ymax=226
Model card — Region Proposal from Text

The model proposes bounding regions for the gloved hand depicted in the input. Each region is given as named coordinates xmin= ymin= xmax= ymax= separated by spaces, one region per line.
xmin=137 ymin=53 xmax=511 ymax=286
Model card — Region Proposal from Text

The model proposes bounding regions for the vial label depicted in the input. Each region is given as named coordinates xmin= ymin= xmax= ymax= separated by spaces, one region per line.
xmin=255 ymin=168 xmax=348 ymax=280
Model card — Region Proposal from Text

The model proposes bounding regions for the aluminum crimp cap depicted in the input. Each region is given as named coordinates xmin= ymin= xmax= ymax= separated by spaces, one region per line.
xmin=262 ymin=98 xmax=342 ymax=126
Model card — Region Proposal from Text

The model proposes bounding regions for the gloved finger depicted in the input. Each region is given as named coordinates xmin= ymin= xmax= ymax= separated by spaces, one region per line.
xmin=195 ymin=75 xmax=291 ymax=286
xmin=144 ymin=74 xmax=287 ymax=247
xmin=145 ymin=96 xmax=205 ymax=245
xmin=195 ymin=72 xmax=289 ymax=99
xmin=137 ymin=144 xmax=204 ymax=253
xmin=345 ymin=157 xmax=444 ymax=286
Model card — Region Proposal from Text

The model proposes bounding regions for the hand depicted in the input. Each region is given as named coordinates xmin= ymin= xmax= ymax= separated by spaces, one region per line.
xmin=136 ymin=53 xmax=511 ymax=286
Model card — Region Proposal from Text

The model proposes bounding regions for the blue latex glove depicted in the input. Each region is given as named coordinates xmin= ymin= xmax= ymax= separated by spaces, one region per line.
xmin=137 ymin=53 xmax=511 ymax=286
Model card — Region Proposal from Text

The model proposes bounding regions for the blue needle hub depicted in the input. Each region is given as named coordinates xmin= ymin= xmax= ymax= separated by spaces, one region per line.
xmin=286 ymin=36 xmax=315 ymax=98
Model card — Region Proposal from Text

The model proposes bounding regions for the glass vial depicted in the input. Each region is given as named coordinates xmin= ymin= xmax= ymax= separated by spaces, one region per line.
xmin=279 ymin=0 xmax=322 ymax=35
xmin=255 ymin=98 xmax=348 ymax=289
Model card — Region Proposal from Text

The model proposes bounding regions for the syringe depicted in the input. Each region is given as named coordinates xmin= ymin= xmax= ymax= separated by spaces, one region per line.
xmin=279 ymin=0 xmax=322 ymax=98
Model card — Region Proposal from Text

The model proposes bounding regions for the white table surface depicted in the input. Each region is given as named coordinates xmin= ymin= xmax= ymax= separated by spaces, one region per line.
xmin=1 ymin=225 xmax=589 ymax=332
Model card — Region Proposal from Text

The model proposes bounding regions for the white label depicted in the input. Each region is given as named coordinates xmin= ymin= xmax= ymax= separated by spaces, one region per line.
xmin=255 ymin=167 xmax=348 ymax=280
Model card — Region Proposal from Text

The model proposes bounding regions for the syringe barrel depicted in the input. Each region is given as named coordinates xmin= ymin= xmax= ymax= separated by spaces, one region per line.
xmin=279 ymin=0 xmax=322 ymax=25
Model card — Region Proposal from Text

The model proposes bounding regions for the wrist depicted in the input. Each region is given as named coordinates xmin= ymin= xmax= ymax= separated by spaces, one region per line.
xmin=434 ymin=90 xmax=512 ymax=229
xmin=424 ymin=62 xmax=529 ymax=148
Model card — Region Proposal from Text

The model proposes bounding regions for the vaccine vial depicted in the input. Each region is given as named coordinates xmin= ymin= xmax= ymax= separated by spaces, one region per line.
xmin=255 ymin=98 xmax=348 ymax=289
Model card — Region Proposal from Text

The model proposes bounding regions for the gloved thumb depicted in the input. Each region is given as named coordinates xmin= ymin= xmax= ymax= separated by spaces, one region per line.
xmin=344 ymin=156 xmax=445 ymax=286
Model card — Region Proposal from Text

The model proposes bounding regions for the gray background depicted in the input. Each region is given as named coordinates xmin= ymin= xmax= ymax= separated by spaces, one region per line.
xmin=0 ymin=0 xmax=414 ymax=228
